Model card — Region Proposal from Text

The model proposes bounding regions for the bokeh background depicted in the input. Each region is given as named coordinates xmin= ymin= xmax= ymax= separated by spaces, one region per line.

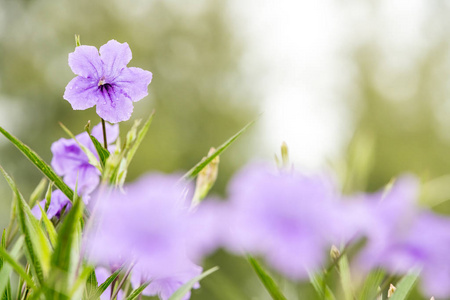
xmin=1 ymin=0 xmax=450 ymax=299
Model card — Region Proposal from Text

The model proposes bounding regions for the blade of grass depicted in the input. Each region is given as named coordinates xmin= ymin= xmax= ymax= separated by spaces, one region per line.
xmin=247 ymin=256 xmax=288 ymax=300
xmin=183 ymin=121 xmax=254 ymax=180
xmin=37 ymin=203 xmax=57 ymax=247
xmin=309 ymin=273 xmax=336 ymax=300
xmin=359 ymin=269 xmax=385 ymax=300
xmin=125 ymin=111 xmax=154 ymax=168
xmin=0 ymin=126 xmax=74 ymax=201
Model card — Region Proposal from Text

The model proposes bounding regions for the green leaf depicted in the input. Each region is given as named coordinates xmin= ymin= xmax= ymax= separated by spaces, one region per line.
xmin=125 ymin=282 xmax=150 ymax=300
xmin=247 ymin=256 xmax=288 ymax=300
xmin=309 ymin=273 xmax=336 ymax=300
xmin=0 ymin=233 xmax=22 ymax=299
xmin=338 ymin=255 xmax=354 ymax=300
xmin=29 ymin=178 xmax=47 ymax=208
xmin=0 ymin=126 xmax=74 ymax=201
xmin=48 ymin=194 xmax=84 ymax=298
xmin=87 ymin=267 xmax=122 ymax=300
xmin=0 ymin=238 xmax=36 ymax=290
xmin=69 ymin=265 xmax=94 ymax=300
xmin=88 ymin=134 xmax=110 ymax=168
xmin=389 ymin=273 xmax=419 ymax=300
xmin=83 ymin=268 xmax=98 ymax=300
xmin=183 ymin=121 xmax=254 ymax=180
xmin=359 ymin=269 xmax=385 ymax=300
xmin=37 ymin=202 xmax=57 ymax=248
xmin=0 ymin=166 xmax=51 ymax=285
xmin=125 ymin=111 xmax=154 ymax=168
xmin=168 ymin=266 xmax=219 ymax=300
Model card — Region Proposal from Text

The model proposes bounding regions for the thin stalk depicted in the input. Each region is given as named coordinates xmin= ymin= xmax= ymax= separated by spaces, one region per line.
xmin=101 ymin=118 xmax=108 ymax=150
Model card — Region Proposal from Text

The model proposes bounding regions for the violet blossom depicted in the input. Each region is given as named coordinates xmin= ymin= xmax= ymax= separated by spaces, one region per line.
xmin=31 ymin=190 xmax=72 ymax=220
xmin=351 ymin=176 xmax=450 ymax=298
xmin=51 ymin=122 xmax=118 ymax=200
xmin=64 ymin=40 xmax=152 ymax=123
xmin=224 ymin=163 xmax=344 ymax=280
xmin=85 ymin=173 xmax=195 ymax=279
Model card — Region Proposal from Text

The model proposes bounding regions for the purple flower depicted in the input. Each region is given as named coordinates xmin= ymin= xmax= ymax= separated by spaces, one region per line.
xmin=85 ymin=173 xmax=193 ymax=279
xmin=51 ymin=122 xmax=118 ymax=200
xmin=95 ymin=267 xmax=124 ymax=300
xmin=31 ymin=190 xmax=72 ymax=220
xmin=131 ymin=260 xmax=202 ymax=300
xmin=64 ymin=40 xmax=152 ymax=123
xmin=224 ymin=163 xmax=343 ymax=280
xmin=351 ymin=176 xmax=450 ymax=298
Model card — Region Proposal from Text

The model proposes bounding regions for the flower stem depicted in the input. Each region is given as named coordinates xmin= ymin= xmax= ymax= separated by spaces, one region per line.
xmin=101 ymin=118 xmax=108 ymax=150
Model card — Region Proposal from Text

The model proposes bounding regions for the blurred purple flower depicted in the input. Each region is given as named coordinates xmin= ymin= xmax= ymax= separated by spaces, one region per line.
xmin=224 ymin=163 xmax=344 ymax=280
xmin=351 ymin=176 xmax=450 ymax=298
xmin=64 ymin=40 xmax=152 ymax=123
xmin=31 ymin=190 xmax=72 ymax=220
xmin=95 ymin=267 xmax=124 ymax=300
xmin=85 ymin=173 xmax=194 ymax=279
xmin=51 ymin=122 xmax=118 ymax=200
xmin=131 ymin=260 xmax=202 ymax=300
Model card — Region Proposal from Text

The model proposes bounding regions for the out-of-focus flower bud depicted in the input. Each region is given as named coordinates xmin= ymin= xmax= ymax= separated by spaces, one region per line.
xmin=192 ymin=148 xmax=219 ymax=206
xmin=330 ymin=245 xmax=341 ymax=262
xmin=388 ymin=284 xmax=396 ymax=298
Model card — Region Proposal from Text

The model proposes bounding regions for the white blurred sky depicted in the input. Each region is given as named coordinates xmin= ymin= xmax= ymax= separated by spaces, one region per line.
xmin=229 ymin=0 xmax=428 ymax=168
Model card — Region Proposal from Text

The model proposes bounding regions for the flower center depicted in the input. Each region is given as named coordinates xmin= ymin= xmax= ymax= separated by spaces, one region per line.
xmin=98 ymin=78 xmax=106 ymax=86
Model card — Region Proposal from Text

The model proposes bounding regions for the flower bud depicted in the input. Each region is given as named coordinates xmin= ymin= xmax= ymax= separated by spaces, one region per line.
xmin=388 ymin=284 xmax=396 ymax=298
xmin=330 ymin=245 xmax=341 ymax=261
xmin=192 ymin=148 xmax=220 ymax=206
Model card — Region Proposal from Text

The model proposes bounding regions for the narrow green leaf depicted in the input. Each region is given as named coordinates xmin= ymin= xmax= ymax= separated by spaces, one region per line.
xmin=125 ymin=282 xmax=150 ymax=300
xmin=69 ymin=265 xmax=94 ymax=300
xmin=389 ymin=273 xmax=419 ymax=300
xmin=49 ymin=194 xmax=84 ymax=297
xmin=125 ymin=111 xmax=154 ymax=168
xmin=0 ymin=237 xmax=24 ymax=297
xmin=247 ymin=256 xmax=288 ymax=300
xmin=183 ymin=121 xmax=254 ymax=180
xmin=0 ymin=166 xmax=50 ymax=285
xmin=29 ymin=179 xmax=47 ymax=208
xmin=37 ymin=203 xmax=57 ymax=247
xmin=88 ymin=134 xmax=110 ymax=168
xmin=88 ymin=267 xmax=122 ymax=300
xmin=359 ymin=269 xmax=385 ymax=300
xmin=309 ymin=273 xmax=336 ymax=300
xmin=338 ymin=255 xmax=354 ymax=300
xmin=84 ymin=268 xmax=98 ymax=300
xmin=168 ymin=266 xmax=219 ymax=300
xmin=0 ymin=243 xmax=36 ymax=289
xmin=0 ymin=126 xmax=74 ymax=200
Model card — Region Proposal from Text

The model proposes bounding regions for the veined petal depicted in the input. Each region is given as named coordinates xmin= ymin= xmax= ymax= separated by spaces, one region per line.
xmin=95 ymin=88 xmax=134 ymax=123
xmin=115 ymin=67 xmax=153 ymax=102
xmin=68 ymin=45 xmax=102 ymax=78
xmin=64 ymin=76 xmax=99 ymax=110
xmin=99 ymin=40 xmax=132 ymax=79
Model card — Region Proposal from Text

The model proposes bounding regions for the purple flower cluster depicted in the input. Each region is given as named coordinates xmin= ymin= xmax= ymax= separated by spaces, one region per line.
xmin=64 ymin=40 xmax=152 ymax=123
xmin=82 ymin=161 xmax=450 ymax=299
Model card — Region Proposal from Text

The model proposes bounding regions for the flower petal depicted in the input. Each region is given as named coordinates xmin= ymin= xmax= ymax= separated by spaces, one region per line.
xmin=64 ymin=76 xmax=100 ymax=110
xmin=91 ymin=122 xmax=120 ymax=145
xmin=95 ymin=88 xmax=134 ymax=123
xmin=68 ymin=45 xmax=102 ymax=78
xmin=64 ymin=164 xmax=100 ymax=197
xmin=115 ymin=67 xmax=153 ymax=102
xmin=51 ymin=137 xmax=88 ymax=175
xmin=99 ymin=40 xmax=132 ymax=79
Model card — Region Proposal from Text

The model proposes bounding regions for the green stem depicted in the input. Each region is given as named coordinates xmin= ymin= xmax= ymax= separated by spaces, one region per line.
xmin=101 ymin=118 xmax=108 ymax=150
